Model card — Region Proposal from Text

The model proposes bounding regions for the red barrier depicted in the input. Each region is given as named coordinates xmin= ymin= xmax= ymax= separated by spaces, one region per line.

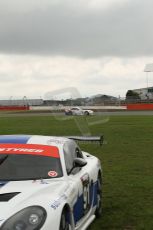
xmin=127 ymin=104 xmax=153 ymax=110
xmin=0 ymin=106 xmax=29 ymax=111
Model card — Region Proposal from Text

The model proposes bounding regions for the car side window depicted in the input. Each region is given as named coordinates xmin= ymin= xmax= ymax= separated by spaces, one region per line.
xmin=72 ymin=108 xmax=79 ymax=110
xmin=76 ymin=147 xmax=83 ymax=158
xmin=63 ymin=142 xmax=74 ymax=175
xmin=64 ymin=141 xmax=83 ymax=175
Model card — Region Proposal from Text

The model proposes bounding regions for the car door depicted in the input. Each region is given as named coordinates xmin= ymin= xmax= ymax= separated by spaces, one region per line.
xmin=63 ymin=141 xmax=92 ymax=224
xmin=71 ymin=107 xmax=82 ymax=115
xmin=71 ymin=108 xmax=78 ymax=115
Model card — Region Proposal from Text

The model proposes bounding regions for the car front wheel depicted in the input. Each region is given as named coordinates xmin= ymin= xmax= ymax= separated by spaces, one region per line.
xmin=59 ymin=209 xmax=69 ymax=230
xmin=84 ymin=111 xmax=89 ymax=115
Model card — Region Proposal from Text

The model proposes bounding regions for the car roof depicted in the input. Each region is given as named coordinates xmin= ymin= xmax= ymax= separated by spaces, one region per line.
xmin=0 ymin=135 xmax=69 ymax=147
xmin=0 ymin=135 xmax=72 ymax=158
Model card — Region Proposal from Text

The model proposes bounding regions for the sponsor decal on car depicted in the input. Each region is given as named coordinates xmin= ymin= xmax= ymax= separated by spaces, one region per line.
xmin=50 ymin=194 xmax=67 ymax=210
xmin=48 ymin=171 xmax=58 ymax=178
xmin=0 ymin=144 xmax=60 ymax=158
xmin=47 ymin=139 xmax=65 ymax=145
xmin=81 ymin=173 xmax=90 ymax=213
xmin=0 ymin=147 xmax=43 ymax=153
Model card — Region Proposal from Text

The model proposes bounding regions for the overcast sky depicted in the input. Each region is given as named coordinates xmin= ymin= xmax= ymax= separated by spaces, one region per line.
xmin=0 ymin=0 xmax=153 ymax=99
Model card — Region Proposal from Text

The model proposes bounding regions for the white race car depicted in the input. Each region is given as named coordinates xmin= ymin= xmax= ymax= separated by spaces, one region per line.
xmin=65 ymin=107 xmax=94 ymax=116
xmin=0 ymin=135 xmax=103 ymax=230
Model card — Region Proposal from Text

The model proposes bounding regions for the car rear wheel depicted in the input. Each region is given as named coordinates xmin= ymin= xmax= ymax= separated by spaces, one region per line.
xmin=95 ymin=175 xmax=102 ymax=218
xmin=59 ymin=209 xmax=69 ymax=230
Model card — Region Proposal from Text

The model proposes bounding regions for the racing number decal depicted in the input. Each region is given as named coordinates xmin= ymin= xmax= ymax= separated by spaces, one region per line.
xmin=83 ymin=183 xmax=89 ymax=211
xmin=81 ymin=173 xmax=90 ymax=214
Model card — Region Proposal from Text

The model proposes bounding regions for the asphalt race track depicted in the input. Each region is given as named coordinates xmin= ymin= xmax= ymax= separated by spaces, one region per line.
xmin=95 ymin=111 xmax=153 ymax=116
xmin=0 ymin=110 xmax=153 ymax=117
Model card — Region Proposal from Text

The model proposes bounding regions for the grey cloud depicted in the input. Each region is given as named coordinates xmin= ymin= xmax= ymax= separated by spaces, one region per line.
xmin=0 ymin=73 xmax=21 ymax=81
xmin=0 ymin=0 xmax=152 ymax=57
xmin=82 ymin=75 xmax=110 ymax=85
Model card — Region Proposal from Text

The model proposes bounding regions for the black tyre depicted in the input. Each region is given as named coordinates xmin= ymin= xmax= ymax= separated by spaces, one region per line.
xmin=84 ymin=111 xmax=89 ymax=116
xmin=95 ymin=175 xmax=102 ymax=218
xmin=59 ymin=209 xmax=69 ymax=230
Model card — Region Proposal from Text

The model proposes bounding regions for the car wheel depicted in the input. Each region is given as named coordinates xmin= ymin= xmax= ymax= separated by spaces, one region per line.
xmin=95 ymin=175 xmax=102 ymax=218
xmin=69 ymin=111 xmax=73 ymax=115
xmin=84 ymin=111 xmax=89 ymax=115
xmin=59 ymin=209 xmax=69 ymax=230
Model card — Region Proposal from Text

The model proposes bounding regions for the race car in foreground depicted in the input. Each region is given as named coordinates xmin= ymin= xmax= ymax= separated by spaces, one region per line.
xmin=65 ymin=107 xmax=94 ymax=116
xmin=0 ymin=135 xmax=103 ymax=230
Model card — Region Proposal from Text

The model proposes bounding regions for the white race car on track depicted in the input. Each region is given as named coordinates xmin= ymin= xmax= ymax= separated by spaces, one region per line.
xmin=65 ymin=107 xmax=94 ymax=116
xmin=0 ymin=135 xmax=103 ymax=230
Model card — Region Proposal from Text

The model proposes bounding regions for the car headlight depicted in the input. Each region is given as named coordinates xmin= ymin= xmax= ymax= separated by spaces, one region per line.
xmin=1 ymin=206 xmax=47 ymax=230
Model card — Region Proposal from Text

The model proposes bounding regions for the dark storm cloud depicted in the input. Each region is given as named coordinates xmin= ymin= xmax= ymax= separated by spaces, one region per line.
xmin=0 ymin=0 xmax=152 ymax=57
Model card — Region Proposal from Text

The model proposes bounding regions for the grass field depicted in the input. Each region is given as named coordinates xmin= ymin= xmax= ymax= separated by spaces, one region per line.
xmin=0 ymin=114 xmax=153 ymax=230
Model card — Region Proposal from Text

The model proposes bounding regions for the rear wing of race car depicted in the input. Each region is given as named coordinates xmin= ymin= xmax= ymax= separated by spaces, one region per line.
xmin=67 ymin=135 xmax=104 ymax=146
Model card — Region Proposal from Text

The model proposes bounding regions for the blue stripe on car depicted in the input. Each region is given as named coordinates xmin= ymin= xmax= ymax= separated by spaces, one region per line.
xmin=73 ymin=194 xmax=84 ymax=223
xmin=93 ymin=181 xmax=98 ymax=206
xmin=90 ymin=181 xmax=98 ymax=207
xmin=73 ymin=181 xmax=98 ymax=223
xmin=90 ymin=182 xmax=94 ymax=206
xmin=0 ymin=181 xmax=8 ymax=188
xmin=0 ymin=135 xmax=31 ymax=144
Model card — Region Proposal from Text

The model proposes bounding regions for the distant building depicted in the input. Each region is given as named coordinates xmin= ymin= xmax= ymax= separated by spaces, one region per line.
xmin=133 ymin=87 xmax=153 ymax=99
xmin=0 ymin=99 xmax=43 ymax=106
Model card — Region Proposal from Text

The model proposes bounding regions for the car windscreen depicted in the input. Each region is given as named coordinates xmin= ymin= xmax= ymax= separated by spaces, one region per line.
xmin=0 ymin=154 xmax=63 ymax=180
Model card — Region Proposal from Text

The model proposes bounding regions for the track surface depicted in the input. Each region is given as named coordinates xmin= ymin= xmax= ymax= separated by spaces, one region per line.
xmin=0 ymin=110 xmax=153 ymax=117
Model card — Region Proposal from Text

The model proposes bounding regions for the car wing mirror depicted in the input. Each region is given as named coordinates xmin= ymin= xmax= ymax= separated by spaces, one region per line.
xmin=74 ymin=158 xmax=87 ymax=168
xmin=68 ymin=158 xmax=87 ymax=175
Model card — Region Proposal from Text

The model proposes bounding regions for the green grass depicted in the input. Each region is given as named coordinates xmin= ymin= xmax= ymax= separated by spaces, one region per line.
xmin=0 ymin=115 xmax=153 ymax=229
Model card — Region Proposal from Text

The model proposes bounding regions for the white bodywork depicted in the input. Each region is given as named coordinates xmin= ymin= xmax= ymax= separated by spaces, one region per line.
xmin=65 ymin=107 xmax=94 ymax=116
xmin=0 ymin=135 xmax=102 ymax=230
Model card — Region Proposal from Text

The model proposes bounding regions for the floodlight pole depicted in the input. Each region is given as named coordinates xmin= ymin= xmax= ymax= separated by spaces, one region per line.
xmin=144 ymin=70 xmax=151 ymax=89
xmin=146 ymin=71 xmax=149 ymax=88
xmin=144 ymin=64 xmax=153 ymax=97
xmin=9 ymin=96 xmax=13 ymax=105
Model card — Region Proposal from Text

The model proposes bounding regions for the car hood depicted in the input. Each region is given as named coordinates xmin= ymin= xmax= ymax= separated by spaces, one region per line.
xmin=0 ymin=179 xmax=68 ymax=219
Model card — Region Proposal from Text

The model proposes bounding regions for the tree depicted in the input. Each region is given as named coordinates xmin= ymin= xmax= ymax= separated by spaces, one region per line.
xmin=126 ymin=90 xmax=140 ymax=100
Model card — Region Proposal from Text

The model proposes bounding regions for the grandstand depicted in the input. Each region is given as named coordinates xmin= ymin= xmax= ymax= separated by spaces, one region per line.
xmin=132 ymin=86 xmax=153 ymax=100
xmin=0 ymin=99 xmax=43 ymax=106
